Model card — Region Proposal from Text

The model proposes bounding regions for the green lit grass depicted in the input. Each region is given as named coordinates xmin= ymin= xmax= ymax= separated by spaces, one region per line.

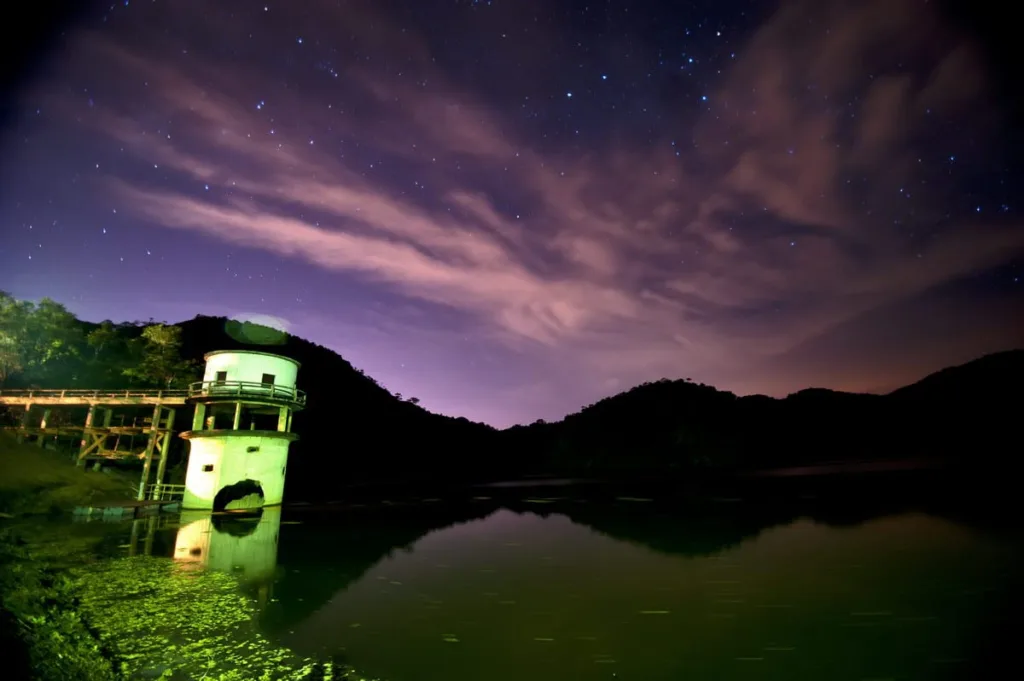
xmin=0 ymin=434 xmax=136 ymax=516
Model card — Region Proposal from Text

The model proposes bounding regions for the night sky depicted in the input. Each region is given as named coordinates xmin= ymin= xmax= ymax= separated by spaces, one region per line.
xmin=1 ymin=0 xmax=1022 ymax=427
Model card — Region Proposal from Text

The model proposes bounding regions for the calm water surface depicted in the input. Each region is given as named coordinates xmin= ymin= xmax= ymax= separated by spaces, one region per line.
xmin=62 ymin=499 xmax=1024 ymax=680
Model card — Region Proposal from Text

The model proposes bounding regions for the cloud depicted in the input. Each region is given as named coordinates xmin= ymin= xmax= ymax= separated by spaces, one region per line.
xmin=39 ymin=0 xmax=1024 ymax=418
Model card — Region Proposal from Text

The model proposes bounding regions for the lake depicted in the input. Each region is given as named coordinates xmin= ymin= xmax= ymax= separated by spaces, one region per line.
xmin=23 ymin=495 xmax=1024 ymax=680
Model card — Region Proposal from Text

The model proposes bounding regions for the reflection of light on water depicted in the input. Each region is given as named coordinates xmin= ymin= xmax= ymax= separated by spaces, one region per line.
xmin=173 ymin=507 xmax=282 ymax=584
xmin=172 ymin=513 xmax=211 ymax=572
xmin=275 ymin=509 xmax=1021 ymax=681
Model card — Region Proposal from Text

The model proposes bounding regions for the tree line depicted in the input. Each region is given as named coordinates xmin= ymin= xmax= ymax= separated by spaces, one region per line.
xmin=0 ymin=291 xmax=200 ymax=391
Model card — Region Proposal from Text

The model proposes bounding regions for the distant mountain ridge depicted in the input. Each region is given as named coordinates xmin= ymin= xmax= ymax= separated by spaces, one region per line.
xmin=499 ymin=349 xmax=1023 ymax=477
xmin=171 ymin=316 xmax=1022 ymax=486
xmin=887 ymin=349 xmax=1024 ymax=401
xmin=5 ymin=296 xmax=1017 ymax=492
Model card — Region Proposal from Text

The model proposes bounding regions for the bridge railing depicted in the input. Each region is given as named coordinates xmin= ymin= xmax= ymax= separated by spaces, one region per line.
xmin=0 ymin=388 xmax=190 ymax=400
xmin=188 ymin=380 xmax=307 ymax=405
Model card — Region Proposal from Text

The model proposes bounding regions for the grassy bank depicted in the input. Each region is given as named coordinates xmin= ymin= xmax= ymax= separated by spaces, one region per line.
xmin=0 ymin=434 xmax=136 ymax=516
xmin=0 ymin=435 xmax=375 ymax=679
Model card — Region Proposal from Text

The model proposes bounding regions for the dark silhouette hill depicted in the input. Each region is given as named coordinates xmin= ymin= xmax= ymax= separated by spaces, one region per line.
xmin=889 ymin=349 xmax=1023 ymax=401
xmin=84 ymin=313 xmax=1024 ymax=487
xmin=3 ymin=293 xmax=1020 ymax=494
xmin=499 ymin=349 xmax=1024 ymax=478
xmin=173 ymin=316 xmax=504 ymax=497
xmin=884 ymin=349 xmax=1024 ymax=467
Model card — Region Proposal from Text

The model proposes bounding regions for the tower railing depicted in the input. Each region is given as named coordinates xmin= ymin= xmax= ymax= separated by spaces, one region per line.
xmin=188 ymin=380 xmax=307 ymax=405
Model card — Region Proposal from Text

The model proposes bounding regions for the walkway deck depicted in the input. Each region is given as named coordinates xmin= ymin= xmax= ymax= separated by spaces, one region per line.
xmin=73 ymin=498 xmax=182 ymax=518
xmin=0 ymin=388 xmax=188 ymax=406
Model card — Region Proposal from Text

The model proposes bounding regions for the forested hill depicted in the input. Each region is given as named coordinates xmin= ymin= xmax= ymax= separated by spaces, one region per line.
xmin=174 ymin=316 xmax=503 ymax=492
xmin=2 ymin=293 xmax=1021 ymax=491
xmin=503 ymin=349 xmax=1024 ymax=476
xmin=0 ymin=295 xmax=504 ymax=495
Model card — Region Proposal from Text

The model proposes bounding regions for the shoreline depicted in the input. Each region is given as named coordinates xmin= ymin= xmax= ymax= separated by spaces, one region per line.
xmin=0 ymin=525 xmax=364 ymax=681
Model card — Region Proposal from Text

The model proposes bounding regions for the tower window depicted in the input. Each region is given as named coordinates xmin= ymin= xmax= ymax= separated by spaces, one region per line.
xmin=202 ymin=464 xmax=214 ymax=472
xmin=215 ymin=371 xmax=227 ymax=385
xmin=247 ymin=445 xmax=260 ymax=453
xmin=261 ymin=373 xmax=275 ymax=387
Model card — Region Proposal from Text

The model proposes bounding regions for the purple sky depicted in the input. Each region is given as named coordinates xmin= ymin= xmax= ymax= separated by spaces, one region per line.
xmin=1 ymin=0 xmax=1022 ymax=427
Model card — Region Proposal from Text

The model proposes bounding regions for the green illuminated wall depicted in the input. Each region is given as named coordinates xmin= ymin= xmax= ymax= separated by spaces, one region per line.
xmin=181 ymin=434 xmax=291 ymax=510
xmin=203 ymin=350 xmax=299 ymax=389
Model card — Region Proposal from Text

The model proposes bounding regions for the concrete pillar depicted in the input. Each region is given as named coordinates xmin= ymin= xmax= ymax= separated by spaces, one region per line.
xmin=278 ymin=406 xmax=288 ymax=432
xmin=191 ymin=403 xmax=206 ymax=431
xmin=153 ymin=408 xmax=176 ymax=499
xmin=138 ymin=404 xmax=162 ymax=501
xmin=38 ymin=408 xmax=51 ymax=448
xmin=232 ymin=402 xmax=242 ymax=430
xmin=78 ymin=405 xmax=98 ymax=466
xmin=143 ymin=515 xmax=157 ymax=556
xmin=17 ymin=405 xmax=31 ymax=443
xmin=128 ymin=518 xmax=142 ymax=557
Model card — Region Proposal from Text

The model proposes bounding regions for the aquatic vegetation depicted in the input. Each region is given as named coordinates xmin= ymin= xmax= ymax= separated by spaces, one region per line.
xmin=2 ymin=525 xmax=383 ymax=681
xmin=70 ymin=555 xmax=378 ymax=680
xmin=0 ymin=530 xmax=119 ymax=681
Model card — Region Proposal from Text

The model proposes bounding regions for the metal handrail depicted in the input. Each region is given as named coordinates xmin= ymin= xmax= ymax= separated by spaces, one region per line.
xmin=0 ymin=388 xmax=190 ymax=399
xmin=135 ymin=483 xmax=186 ymax=501
xmin=188 ymin=380 xmax=306 ymax=405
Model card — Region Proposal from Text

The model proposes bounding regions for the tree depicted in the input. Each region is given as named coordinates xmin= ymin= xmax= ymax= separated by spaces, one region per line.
xmin=407 ymin=396 xmax=420 ymax=405
xmin=86 ymin=320 xmax=118 ymax=359
xmin=0 ymin=334 xmax=22 ymax=384
xmin=0 ymin=292 xmax=28 ymax=384
xmin=123 ymin=324 xmax=199 ymax=388
xmin=0 ymin=293 xmax=83 ymax=385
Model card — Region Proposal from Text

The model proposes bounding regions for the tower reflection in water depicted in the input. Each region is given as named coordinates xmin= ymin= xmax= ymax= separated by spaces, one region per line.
xmin=171 ymin=507 xmax=282 ymax=609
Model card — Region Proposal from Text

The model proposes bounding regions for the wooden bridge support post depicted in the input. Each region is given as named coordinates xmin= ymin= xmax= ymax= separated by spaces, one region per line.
xmin=37 ymin=408 xmax=51 ymax=448
xmin=153 ymin=408 xmax=176 ymax=500
xmin=17 ymin=405 xmax=31 ymax=443
xmin=137 ymin=404 xmax=163 ymax=501
xmin=102 ymin=408 xmax=112 ymax=428
xmin=77 ymin=405 xmax=98 ymax=466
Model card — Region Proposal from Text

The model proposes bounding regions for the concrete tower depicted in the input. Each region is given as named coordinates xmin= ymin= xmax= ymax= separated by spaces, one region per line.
xmin=180 ymin=350 xmax=304 ymax=511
